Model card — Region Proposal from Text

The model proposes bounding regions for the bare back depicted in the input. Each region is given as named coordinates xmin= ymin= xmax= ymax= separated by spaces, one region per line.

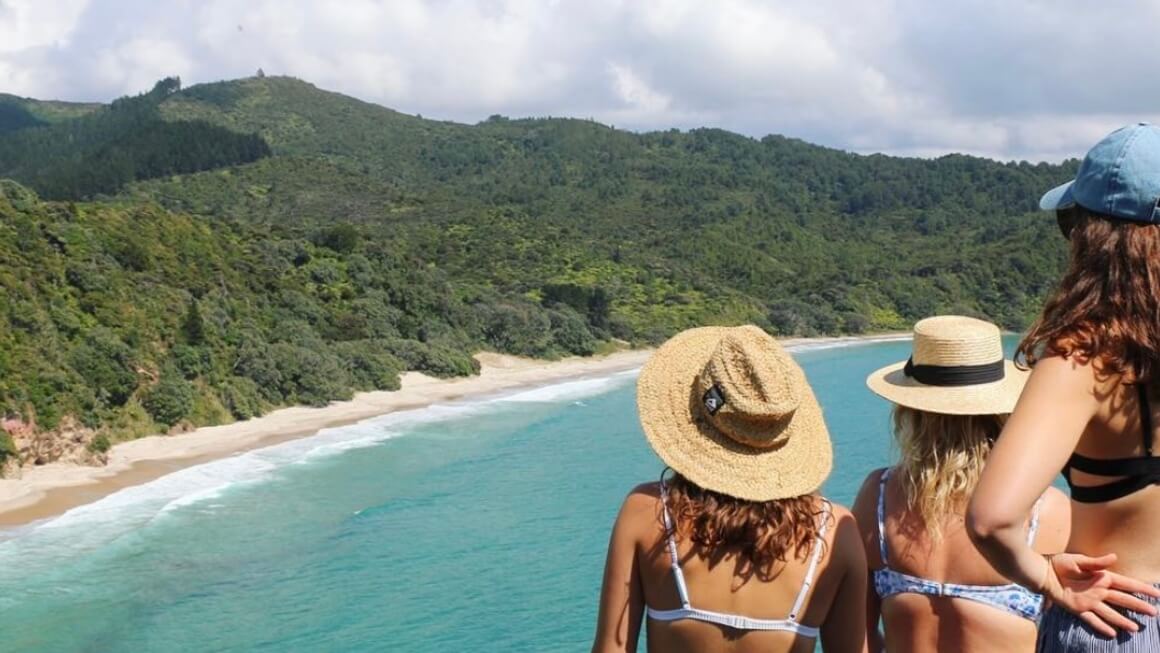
xmin=853 ymin=469 xmax=1070 ymax=652
xmin=1066 ymin=377 xmax=1160 ymax=581
xmin=591 ymin=482 xmax=867 ymax=653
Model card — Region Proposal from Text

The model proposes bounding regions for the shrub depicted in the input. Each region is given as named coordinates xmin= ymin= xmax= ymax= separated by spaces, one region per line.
xmin=548 ymin=307 xmax=598 ymax=356
xmin=0 ymin=431 xmax=17 ymax=463
xmin=143 ymin=370 xmax=195 ymax=428
xmin=181 ymin=300 xmax=206 ymax=345
xmin=220 ymin=376 xmax=264 ymax=420
xmin=475 ymin=302 xmax=553 ymax=356
xmin=330 ymin=340 xmax=403 ymax=391
xmin=265 ymin=343 xmax=351 ymax=406
xmin=314 ymin=224 xmax=360 ymax=254
xmin=69 ymin=329 xmax=138 ymax=407
xmin=388 ymin=339 xmax=479 ymax=378
xmin=88 ymin=434 xmax=111 ymax=453
xmin=171 ymin=344 xmax=212 ymax=379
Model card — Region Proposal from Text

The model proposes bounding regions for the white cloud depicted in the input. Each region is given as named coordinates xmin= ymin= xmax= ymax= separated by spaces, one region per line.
xmin=1 ymin=0 xmax=1159 ymax=161
xmin=0 ymin=0 xmax=88 ymax=53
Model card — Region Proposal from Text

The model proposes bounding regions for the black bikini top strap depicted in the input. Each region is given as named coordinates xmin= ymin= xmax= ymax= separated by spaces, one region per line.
xmin=1068 ymin=453 xmax=1160 ymax=477
xmin=1070 ymin=472 xmax=1160 ymax=503
xmin=1140 ymin=383 xmax=1154 ymax=457
xmin=1064 ymin=383 xmax=1159 ymax=504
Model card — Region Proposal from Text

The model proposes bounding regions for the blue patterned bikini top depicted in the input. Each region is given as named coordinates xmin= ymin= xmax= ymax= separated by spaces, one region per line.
xmin=873 ymin=468 xmax=1045 ymax=621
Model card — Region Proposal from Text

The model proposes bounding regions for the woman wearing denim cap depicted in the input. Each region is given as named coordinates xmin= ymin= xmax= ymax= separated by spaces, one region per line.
xmin=853 ymin=316 xmax=1070 ymax=651
xmin=968 ymin=123 xmax=1160 ymax=650
xmin=591 ymin=325 xmax=867 ymax=653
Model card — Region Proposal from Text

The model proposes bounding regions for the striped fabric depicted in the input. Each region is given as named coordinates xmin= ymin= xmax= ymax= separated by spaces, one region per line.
xmin=1038 ymin=586 xmax=1160 ymax=652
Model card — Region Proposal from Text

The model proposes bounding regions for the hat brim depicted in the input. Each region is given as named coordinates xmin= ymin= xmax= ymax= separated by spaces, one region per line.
xmin=865 ymin=360 xmax=1028 ymax=415
xmin=1039 ymin=180 xmax=1076 ymax=212
xmin=636 ymin=327 xmax=833 ymax=501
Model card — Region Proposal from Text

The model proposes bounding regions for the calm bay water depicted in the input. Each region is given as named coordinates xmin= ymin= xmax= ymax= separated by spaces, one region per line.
xmin=0 ymin=339 xmax=962 ymax=652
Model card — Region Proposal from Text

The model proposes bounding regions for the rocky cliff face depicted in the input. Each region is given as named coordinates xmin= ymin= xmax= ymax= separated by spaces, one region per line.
xmin=0 ymin=416 xmax=107 ymax=478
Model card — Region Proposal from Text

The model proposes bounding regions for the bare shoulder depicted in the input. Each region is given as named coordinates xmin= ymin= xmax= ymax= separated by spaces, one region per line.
xmin=624 ymin=481 xmax=661 ymax=505
xmin=852 ymin=468 xmax=887 ymax=509
xmin=849 ymin=468 xmax=887 ymax=535
xmin=1030 ymin=354 xmax=1100 ymax=391
xmin=614 ymin=482 xmax=663 ymax=539
xmin=827 ymin=499 xmax=855 ymax=522
xmin=823 ymin=500 xmax=867 ymax=567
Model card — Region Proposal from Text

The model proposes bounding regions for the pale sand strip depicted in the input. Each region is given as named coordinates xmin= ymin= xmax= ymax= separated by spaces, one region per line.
xmin=0 ymin=333 xmax=911 ymax=528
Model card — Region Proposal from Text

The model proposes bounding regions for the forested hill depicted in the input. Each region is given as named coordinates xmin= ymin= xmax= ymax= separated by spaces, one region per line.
xmin=0 ymin=75 xmax=1075 ymax=465
xmin=138 ymin=76 xmax=1075 ymax=331
xmin=0 ymin=78 xmax=270 ymax=200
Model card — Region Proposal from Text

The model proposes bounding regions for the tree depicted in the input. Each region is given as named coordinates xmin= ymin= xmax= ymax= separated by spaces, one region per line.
xmin=182 ymin=300 xmax=206 ymax=345
xmin=143 ymin=370 xmax=194 ymax=428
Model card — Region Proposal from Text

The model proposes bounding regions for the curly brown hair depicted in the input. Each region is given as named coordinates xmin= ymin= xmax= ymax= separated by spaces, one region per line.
xmin=1018 ymin=206 xmax=1160 ymax=383
xmin=663 ymin=472 xmax=826 ymax=581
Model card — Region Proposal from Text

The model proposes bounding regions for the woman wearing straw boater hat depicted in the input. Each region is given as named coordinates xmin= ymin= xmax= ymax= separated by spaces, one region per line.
xmin=852 ymin=316 xmax=1071 ymax=652
xmin=968 ymin=124 xmax=1160 ymax=651
xmin=591 ymin=325 xmax=867 ymax=653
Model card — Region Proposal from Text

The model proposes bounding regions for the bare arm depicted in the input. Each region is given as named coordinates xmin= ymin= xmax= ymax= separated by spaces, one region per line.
xmin=820 ymin=507 xmax=871 ymax=653
xmin=592 ymin=490 xmax=648 ymax=653
xmin=967 ymin=356 xmax=1159 ymax=636
xmin=851 ymin=471 xmax=885 ymax=653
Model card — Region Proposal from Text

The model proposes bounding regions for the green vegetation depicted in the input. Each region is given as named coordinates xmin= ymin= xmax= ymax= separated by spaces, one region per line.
xmin=0 ymin=78 xmax=270 ymax=200
xmin=0 ymin=75 xmax=1077 ymax=451
xmin=0 ymin=92 xmax=102 ymax=125
xmin=0 ymin=431 xmax=16 ymax=466
xmin=0 ymin=180 xmax=601 ymax=441
xmin=88 ymin=433 xmax=111 ymax=454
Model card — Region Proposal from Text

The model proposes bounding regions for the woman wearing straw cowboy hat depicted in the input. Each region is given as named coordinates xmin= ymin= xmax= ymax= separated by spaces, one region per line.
xmin=591 ymin=325 xmax=867 ymax=653
xmin=852 ymin=316 xmax=1070 ymax=652
xmin=968 ymin=123 xmax=1160 ymax=651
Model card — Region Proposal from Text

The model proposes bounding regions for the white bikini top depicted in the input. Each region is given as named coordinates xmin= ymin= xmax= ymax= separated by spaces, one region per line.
xmin=646 ymin=483 xmax=832 ymax=638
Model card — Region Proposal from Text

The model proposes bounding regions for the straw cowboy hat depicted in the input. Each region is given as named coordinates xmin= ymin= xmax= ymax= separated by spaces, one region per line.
xmin=636 ymin=325 xmax=832 ymax=501
xmin=866 ymin=316 xmax=1028 ymax=415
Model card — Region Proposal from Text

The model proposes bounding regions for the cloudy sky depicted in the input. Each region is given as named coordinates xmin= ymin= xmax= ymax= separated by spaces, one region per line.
xmin=2 ymin=0 xmax=1158 ymax=162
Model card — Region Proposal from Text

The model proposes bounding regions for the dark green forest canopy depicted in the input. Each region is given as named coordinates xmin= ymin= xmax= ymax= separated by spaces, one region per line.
xmin=0 ymin=75 xmax=1077 ymax=451
xmin=0 ymin=78 xmax=270 ymax=200
xmin=138 ymin=76 xmax=1074 ymax=331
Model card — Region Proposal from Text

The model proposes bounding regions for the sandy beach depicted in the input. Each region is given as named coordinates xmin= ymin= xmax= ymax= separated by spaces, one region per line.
xmin=0 ymin=333 xmax=910 ymax=528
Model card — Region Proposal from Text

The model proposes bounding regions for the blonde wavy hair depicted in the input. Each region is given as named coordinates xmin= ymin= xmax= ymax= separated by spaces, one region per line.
xmin=892 ymin=405 xmax=1006 ymax=539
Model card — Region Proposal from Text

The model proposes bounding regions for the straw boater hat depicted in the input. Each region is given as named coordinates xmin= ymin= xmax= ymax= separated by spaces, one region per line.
xmin=866 ymin=316 xmax=1028 ymax=415
xmin=636 ymin=325 xmax=833 ymax=502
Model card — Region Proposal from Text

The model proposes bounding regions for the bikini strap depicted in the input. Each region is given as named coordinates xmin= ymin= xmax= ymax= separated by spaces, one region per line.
xmin=658 ymin=481 xmax=691 ymax=609
xmin=876 ymin=469 xmax=890 ymax=566
xmin=1026 ymin=494 xmax=1044 ymax=546
xmin=789 ymin=499 xmax=833 ymax=621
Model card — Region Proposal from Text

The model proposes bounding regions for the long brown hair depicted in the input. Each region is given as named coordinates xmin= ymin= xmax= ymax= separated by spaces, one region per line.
xmin=892 ymin=406 xmax=1005 ymax=539
xmin=663 ymin=472 xmax=825 ymax=581
xmin=1018 ymin=207 xmax=1160 ymax=383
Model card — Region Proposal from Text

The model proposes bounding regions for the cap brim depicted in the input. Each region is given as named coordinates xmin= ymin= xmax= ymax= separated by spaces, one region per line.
xmin=636 ymin=327 xmax=832 ymax=501
xmin=865 ymin=360 xmax=1028 ymax=416
xmin=1039 ymin=180 xmax=1076 ymax=212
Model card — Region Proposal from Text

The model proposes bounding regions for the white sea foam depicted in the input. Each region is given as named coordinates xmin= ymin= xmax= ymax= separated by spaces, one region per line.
xmin=0 ymin=369 xmax=640 ymax=561
xmin=785 ymin=335 xmax=912 ymax=354
xmin=495 ymin=369 xmax=637 ymax=403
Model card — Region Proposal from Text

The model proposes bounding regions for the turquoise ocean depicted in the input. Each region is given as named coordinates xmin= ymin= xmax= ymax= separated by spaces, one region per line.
xmin=0 ymin=339 xmax=1003 ymax=652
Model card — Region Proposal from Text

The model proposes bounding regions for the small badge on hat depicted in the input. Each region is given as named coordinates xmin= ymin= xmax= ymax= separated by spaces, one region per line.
xmin=702 ymin=384 xmax=726 ymax=416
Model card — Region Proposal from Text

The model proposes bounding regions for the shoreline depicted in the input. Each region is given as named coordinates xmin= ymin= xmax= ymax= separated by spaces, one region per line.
xmin=0 ymin=332 xmax=910 ymax=529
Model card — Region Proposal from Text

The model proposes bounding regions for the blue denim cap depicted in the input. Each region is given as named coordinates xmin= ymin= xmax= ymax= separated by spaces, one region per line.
xmin=1039 ymin=123 xmax=1160 ymax=224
